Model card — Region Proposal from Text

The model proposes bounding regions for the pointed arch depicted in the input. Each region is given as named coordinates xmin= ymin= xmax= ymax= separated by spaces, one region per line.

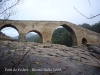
xmin=52 ymin=24 xmax=78 ymax=46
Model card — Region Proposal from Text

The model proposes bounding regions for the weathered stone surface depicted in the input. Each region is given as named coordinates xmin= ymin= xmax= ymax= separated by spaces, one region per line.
xmin=0 ymin=41 xmax=100 ymax=75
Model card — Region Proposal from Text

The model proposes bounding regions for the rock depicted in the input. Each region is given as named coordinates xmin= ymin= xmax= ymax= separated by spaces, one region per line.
xmin=0 ymin=41 xmax=100 ymax=75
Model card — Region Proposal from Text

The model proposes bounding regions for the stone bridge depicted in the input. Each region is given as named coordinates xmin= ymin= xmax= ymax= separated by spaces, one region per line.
xmin=0 ymin=20 xmax=100 ymax=46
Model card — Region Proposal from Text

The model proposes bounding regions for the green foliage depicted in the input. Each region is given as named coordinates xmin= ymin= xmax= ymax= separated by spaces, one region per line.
xmin=28 ymin=67 xmax=35 ymax=75
xmin=52 ymin=27 xmax=72 ymax=47
xmin=26 ymin=34 xmax=42 ymax=43
xmin=91 ymin=22 xmax=100 ymax=33
xmin=81 ymin=23 xmax=91 ymax=30
xmin=81 ymin=22 xmax=100 ymax=33
xmin=33 ymin=35 xmax=42 ymax=43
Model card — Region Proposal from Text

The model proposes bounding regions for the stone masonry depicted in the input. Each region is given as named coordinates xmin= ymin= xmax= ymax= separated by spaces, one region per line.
xmin=0 ymin=20 xmax=100 ymax=46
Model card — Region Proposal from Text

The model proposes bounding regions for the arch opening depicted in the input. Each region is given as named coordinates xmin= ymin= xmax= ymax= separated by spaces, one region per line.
xmin=0 ymin=24 xmax=19 ymax=41
xmin=51 ymin=24 xmax=77 ymax=46
xmin=82 ymin=38 xmax=87 ymax=45
xmin=26 ymin=30 xmax=43 ymax=43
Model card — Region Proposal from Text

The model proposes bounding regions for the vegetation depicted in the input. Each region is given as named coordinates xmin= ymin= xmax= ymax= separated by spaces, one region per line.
xmin=28 ymin=66 xmax=35 ymax=75
xmin=26 ymin=34 xmax=42 ymax=43
xmin=52 ymin=27 xmax=72 ymax=47
xmin=80 ymin=21 xmax=100 ymax=33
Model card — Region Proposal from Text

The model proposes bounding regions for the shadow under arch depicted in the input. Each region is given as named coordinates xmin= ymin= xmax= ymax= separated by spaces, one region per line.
xmin=0 ymin=24 xmax=19 ymax=39
xmin=26 ymin=30 xmax=43 ymax=43
xmin=0 ymin=24 xmax=19 ymax=33
xmin=82 ymin=38 xmax=87 ymax=45
xmin=52 ymin=24 xmax=78 ymax=46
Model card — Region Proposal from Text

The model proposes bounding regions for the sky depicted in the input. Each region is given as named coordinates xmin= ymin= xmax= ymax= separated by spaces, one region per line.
xmin=1 ymin=0 xmax=100 ymax=37
xmin=13 ymin=0 xmax=100 ymax=25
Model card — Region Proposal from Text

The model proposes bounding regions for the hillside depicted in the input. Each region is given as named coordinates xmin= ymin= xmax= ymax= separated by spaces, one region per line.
xmin=13 ymin=33 xmax=42 ymax=43
xmin=26 ymin=34 xmax=41 ymax=42
xmin=0 ymin=41 xmax=100 ymax=75
xmin=0 ymin=32 xmax=14 ymax=41
xmin=13 ymin=33 xmax=34 ymax=40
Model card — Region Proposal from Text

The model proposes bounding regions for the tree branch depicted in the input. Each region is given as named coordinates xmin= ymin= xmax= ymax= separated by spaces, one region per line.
xmin=0 ymin=0 xmax=22 ymax=14
xmin=0 ymin=0 xmax=23 ymax=25
xmin=11 ymin=49 xmax=30 ymax=75
xmin=74 ymin=6 xmax=100 ymax=19
xmin=0 ymin=0 xmax=23 ymax=20
xmin=88 ymin=0 xmax=91 ymax=6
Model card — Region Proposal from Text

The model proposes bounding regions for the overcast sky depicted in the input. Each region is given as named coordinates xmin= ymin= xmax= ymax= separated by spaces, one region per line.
xmin=1 ymin=0 xmax=100 ymax=37
xmin=12 ymin=0 xmax=100 ymax=25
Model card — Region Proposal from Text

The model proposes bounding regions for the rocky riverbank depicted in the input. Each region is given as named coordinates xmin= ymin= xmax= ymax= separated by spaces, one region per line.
xmin=0 ymin=41 xmax=100 ymax=75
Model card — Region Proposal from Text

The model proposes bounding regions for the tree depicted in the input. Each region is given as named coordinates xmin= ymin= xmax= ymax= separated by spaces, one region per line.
xmin=26 ymin=34 xmax=42 ymax=43
xmin=91 ymin=22 xmax=100 ymax=33
xmin=81 ymin=23 xmax=91 ymax=30
xmin=52 ymin=28 xmax=72 ymax=47
xmin=81 ymin=22 xmax=100 ymax=33
xmin=0 ymin=0 xmax=23 ymax=20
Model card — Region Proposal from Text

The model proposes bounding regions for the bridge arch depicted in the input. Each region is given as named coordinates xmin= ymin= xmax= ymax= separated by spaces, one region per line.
xmin=51 ymin=24 xmax=78 ymax=46
xmin=82 ymin=38 xmax=87 ymax=45
xmin=0 ymin=24 xmax=19 ymax=40
xmin=26 ymin=30 xmax=43 ymax=43
xmin=0 ymin=24 xmax=19 ymax=32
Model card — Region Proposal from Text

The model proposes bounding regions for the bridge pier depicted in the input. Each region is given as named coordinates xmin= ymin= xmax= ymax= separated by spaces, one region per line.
xmin=18 ymin=33 xmax=26 ymax=42
xmin=42 ymin=34 xmax=52 ymax=43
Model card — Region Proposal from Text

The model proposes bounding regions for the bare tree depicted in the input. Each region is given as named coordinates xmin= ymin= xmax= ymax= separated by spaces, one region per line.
xmin=74 ymin=0 xmax=100 ymax=19
xmin=0 ymin=0 xmax=23 ymax=20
